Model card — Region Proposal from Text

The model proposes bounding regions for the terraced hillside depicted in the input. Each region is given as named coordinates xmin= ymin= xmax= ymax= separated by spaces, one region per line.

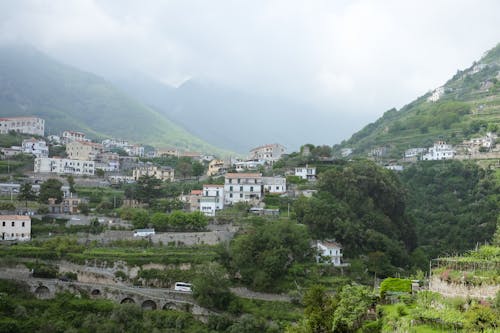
xmin=337 ymin=43 xmax=500 ymax=159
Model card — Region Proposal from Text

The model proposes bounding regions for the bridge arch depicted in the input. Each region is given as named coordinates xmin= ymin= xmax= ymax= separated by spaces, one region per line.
xmin=120 ymin=297 xmax=135 ymax=304
xmin=34 ymin=285 xmax=51 ymax=299
xmin=141 ymin=300 xmax=157 ymax=310
xmin=91 ymin=289 xmax=101 ymax=296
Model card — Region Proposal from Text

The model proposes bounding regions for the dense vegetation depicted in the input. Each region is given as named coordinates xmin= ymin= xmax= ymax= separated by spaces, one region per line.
xmin=336 ymin=43 xmax=500 ymax=158
xmin=400 ymin=160 xmax=499 ymax=263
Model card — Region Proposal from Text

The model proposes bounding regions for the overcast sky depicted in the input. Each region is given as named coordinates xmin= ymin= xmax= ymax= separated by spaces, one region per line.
xmin=1 ymin=0 xmax=500 ymax=143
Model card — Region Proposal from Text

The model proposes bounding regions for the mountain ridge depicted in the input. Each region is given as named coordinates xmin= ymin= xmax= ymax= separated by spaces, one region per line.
xmin=0 ymin=44 xmax=231 ymax=156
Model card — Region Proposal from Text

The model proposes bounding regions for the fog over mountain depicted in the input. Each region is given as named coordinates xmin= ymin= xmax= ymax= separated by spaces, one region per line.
xmin=1 ymin=1 xmax=500 ymax=151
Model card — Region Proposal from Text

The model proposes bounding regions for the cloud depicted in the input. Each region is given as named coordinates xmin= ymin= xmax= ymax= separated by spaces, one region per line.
xmin=1 ymin=0 xmax=499 ymax=134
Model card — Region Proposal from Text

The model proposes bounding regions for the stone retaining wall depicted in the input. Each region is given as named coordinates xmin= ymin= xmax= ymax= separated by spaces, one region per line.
xmin=429 ymin=276 xmax=499 ymax=300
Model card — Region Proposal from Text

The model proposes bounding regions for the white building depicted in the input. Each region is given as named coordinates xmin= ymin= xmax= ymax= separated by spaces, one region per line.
xmin=0 ymin=117 xmax=45 ymax=136
xmin=125 ymin=145 xmax=145 ymax=157
xmin=1 ymin=215 xmax=31 ymax=241
xmin=200 ymin=184 xmax=225 ymax=216
xmin=224 ymin=173 xmax=263 ymax=205
xmin=248 ymin=143 xmax=286 ymax=164
xmin=262 ymin=176 xmax=287 ymax=194
xmin=34 ymin=157 xmax=95 ymax=176
xmin=427 ymin=86 xmax=445 ymax=102
xmin=234 ymin=159 xmax=265 ymax=172
xmin=62 ymin=130 xmax=88 ymax=144
xmin=404 ymin=147 xmax=427 ymax=159
xmin=422 ymin=141 xmax=455 ymax=161
xmin=295 ymin=165 xmax=316 ymax=181
xmin=340 ymin=148 xmax=353 ymax=157
xmin=22 ymin=138 xmax=49 ymax=158
xmin=316 ymin=240 xmax=347 ymax=267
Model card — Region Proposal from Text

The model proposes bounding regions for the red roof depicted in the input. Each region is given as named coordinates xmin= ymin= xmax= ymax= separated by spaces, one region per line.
xmin=0 ymin=215 xmax=30 ymax=220
xmin=190 ymin=190 xmax=203 ymax=195
xmin=225 ymin=173 xmax=262 ymax=179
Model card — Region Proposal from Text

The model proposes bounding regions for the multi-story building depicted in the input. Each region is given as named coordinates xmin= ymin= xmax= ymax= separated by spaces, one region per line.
xmin=207 ymin=159 xmax=227 ymax=176
xmin=125 ymin=144 xmax=145 ymax=157
xmin=295 ymin=165 xmax=316 ymax=181
xmin=34 ymin=157 xmax=95 ymax=175
xmin=248 ymin=143 xmax=286 ymax=164
xmin=422 ymin=141 xmax=455 ymax=161
xmin=262 ymin=176 xmax=287 ymax=194
xmin=179 ymin=190 xmax=202 ymax=212
xmin=0 ymin=215 xmax=31 ymax=241
xmin=95 ymin=152 xmax=120 ymax=172
xmin=316 ymin=240 xmax=347 ymax=267
xmin=404 ymin=147 xmax=427 ymax=159
xmin=132 ymin=163 xmax=174 ymax=182
xmin=155 ymin=148 xmax=179 ymax=157
xmin=61 ymin=130 xmax=88 ymax=144
xmin=234 ymin=159 xmax=265 ymax=172
xmin=0 ymin=117 xmax=44 ymax=136
xmin=200 ymin=184 xmax=224 ymax=216
xmin=47 ymin=196 xmax=86 ymax=214
xmin=66 ymin=141 xmax=103 ymax=161
xmin=22 ymin=138 xmax=49 ymax=158
xmin=224 ymin=173 xmax=263 ymax=205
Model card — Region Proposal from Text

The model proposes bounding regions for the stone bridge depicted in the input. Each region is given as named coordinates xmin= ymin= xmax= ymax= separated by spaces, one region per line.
xmin=0 ymin=268 xmax=211 ymax=317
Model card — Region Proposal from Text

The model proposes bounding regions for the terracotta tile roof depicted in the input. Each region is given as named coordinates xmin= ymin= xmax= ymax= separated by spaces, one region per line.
xmin=203 ymin=184 xmax=223 ymax=188
xmin=225 ymin=173 xmax=262 ymax=179
xmin=190 ymin=190 xmax=203 ymax=195
xmin=0 ymin=215 xmax=31 ymax=220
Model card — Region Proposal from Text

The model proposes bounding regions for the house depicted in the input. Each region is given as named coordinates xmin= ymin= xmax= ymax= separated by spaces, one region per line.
xmin=95 ymin=152 xmax=120 ymax=172
xmin=66 ymin=141 xmax=104 ymax=161
xmin=34 ymin=157 xmax=95 ymax=176
xmin=340 ymin=148 xmax=353 ymax=157
xmin=207 ymin=159 xmax=227 ymax=176
xmin=0 ymin=215 xmax=31 ymax=241
xmin=316 ymin=240 xmax=347 ymax=267
xmin=132 ymin=163 xmax=174 ymax=182
xmin=155 ymin=148 xmax=179 ymax=157
xmin=200 ymin=184 xmax=224 ymax=216
xmin=0 ymin=146 xmax=23 ymax=159
xmin=179 ymin=151 xmax=202 ymax=160
xmin=234 ymin=159 xmax=265 ymax=172
xmin=262 ymin=176 xmax=287 ymax=194
xmin=404 ymin=148 xmax=427 ymax=159
xmin=224 ymin=173 xmax=263 ymax=205
xmin=295 ymin=165 xmax=316 ymax=181
xmin=385 ymin=165 xmax=404 ymax=171
xmin=61 ymin=130 xmax=88 ymax=144
xmin=179 ymin=190 xmax=202 ymax=212
xmin=427 ymin=86 xmax=445 ymax=102
xmin=248 ymin=143 xmax=286 ymax=164
xmin=0 ymin=117 xmax=44 ymax=136
xmin=422 ymin=141 xmax=455 ymax=161
xmin=22 ymin=138 xmax=49 ymax=158
xmin=133 ymin=229 xmax=155 ymax=237
xmin=47 ymin=196 xmax=86 ymax=214
xmin=125 ymin=144 xmax=145 ymax=157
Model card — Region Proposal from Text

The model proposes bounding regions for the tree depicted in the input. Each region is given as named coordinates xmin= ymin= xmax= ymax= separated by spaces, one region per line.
xmin=38 ymin=179 xmax=63 ymax=204
xmin=67 ymin=175 xmax=76 ymax=193
xmin=18 ymin=183 xmax=37 ymax=207
xmin=134 ymin=175 xmax=162 ymax=204
xmin=193 ymin=262 xmax=234 ymax=310
xmin=192 ymin=161 xmax=205 ymax=179
xmin=176 ymin=158 xmax=192 ymax=179
xmin=230 ymin=220 xmax=313 ymax=291
xmin=331 ymin=285 xmax=373 ymax=332
xmin=95 ymin=168 xmax=105 ymax=178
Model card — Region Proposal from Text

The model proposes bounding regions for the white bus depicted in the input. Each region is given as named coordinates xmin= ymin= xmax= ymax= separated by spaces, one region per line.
xmin=174 ymin=282 xmax=192 ymax=292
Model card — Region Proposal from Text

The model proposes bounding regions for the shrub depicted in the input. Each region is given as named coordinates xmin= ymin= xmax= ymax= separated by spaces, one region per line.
xmin=380 ymin=278 xmax=411 ymax=298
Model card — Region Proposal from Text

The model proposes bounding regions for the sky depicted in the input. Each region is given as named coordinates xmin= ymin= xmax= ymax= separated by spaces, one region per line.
xmin=1 ymin=0 xmax=500 ymax=146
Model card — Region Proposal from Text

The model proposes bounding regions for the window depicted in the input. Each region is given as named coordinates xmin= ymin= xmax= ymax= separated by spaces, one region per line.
xmin=239 ymin=193 xmax=243 ymax=198
xmin=11 ymin=221 xmax=15 ymax=227
xmin=229 ymin=186 xmax=233 ymax=192
xmin=276 ymin=186 xmax=280 ymax=190
xmin=240 ymin=186 xmax=243 ymax=192
xmin=2 ymin=222 xmax=4 ymax=227
xmin=229 ymin=193 xmax=233 ymax=198
xmin=237 ymin=178 xmax=241 ymax=184
xmin=250 ymin=186 xmax=254 ymax=192
xmin=22 ymin=222 xmax=25 ymax=227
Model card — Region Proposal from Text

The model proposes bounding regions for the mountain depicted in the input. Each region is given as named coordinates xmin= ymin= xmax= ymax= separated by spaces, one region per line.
xmin=336 ymin=43 xmax=500 ymax=159
xmin=115 ymin=76 xmax=349 ymax=153
xmin=0 ymin=44 xmax=229 ymax=155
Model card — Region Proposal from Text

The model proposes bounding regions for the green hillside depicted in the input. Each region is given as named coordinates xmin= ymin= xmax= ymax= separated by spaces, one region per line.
xmin=0 ymin=45 xmax=230 ymax=155
xmin=337 ymin=43 xmax=500 ymax=158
